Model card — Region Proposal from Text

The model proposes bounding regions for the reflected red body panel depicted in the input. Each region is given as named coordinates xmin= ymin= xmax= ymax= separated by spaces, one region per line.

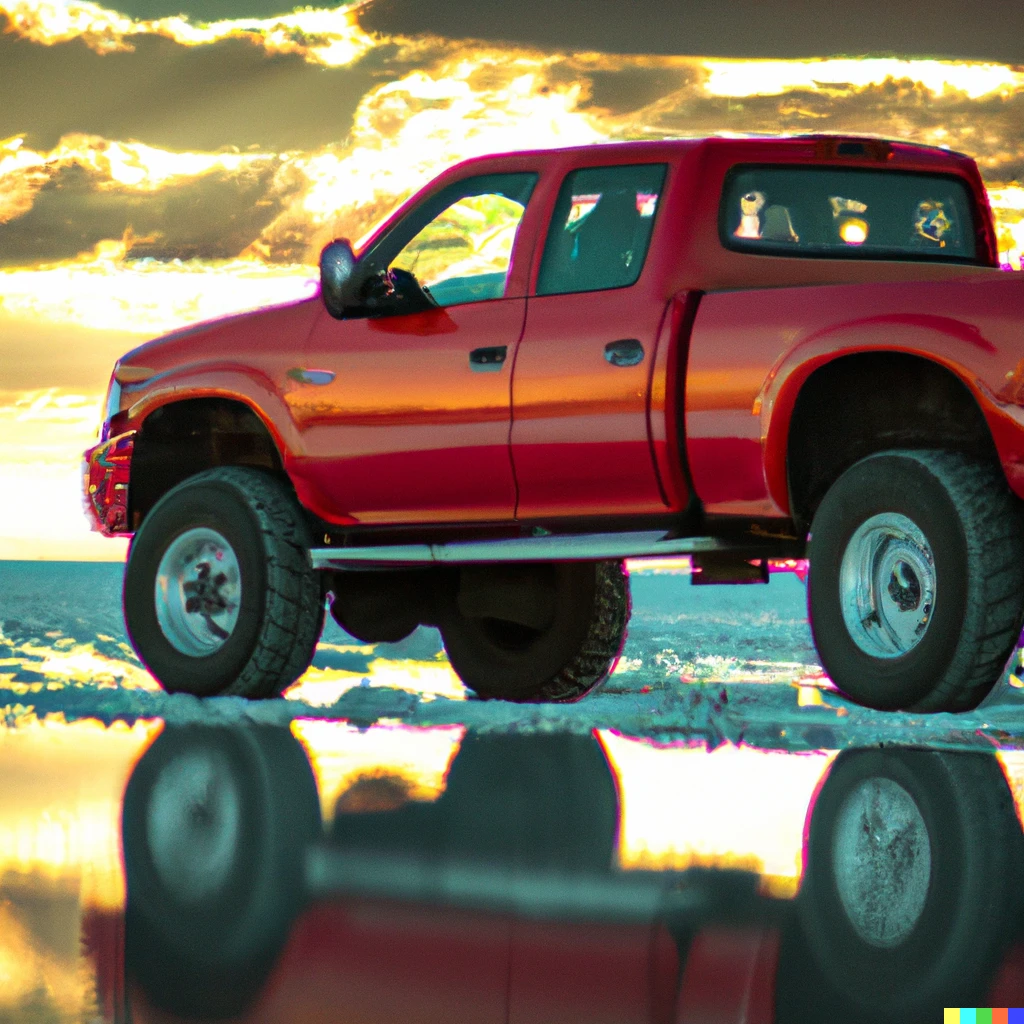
xmin=88 ymin=135 xmax=1024 ymax=540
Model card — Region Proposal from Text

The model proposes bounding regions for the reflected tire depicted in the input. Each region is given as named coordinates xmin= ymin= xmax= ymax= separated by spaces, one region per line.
xmin=124 ymin=466 xmax=324 ymax=698
xmin=439 ymin=560 xmax=630 ymax=701
xmin=123 ymin=725 xmax=322 ymax=1020
xmin=808 ymin=449 xmax=1024 ymax=712
xmin=788 ymin=748 xmax=1024 ymax=1021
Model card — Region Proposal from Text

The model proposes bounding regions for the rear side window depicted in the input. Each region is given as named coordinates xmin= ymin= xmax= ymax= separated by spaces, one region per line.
xmin=537 ymin=163 xmax=667 ymax=295
xmin=721 ymin=165 xmax=978 ymax=262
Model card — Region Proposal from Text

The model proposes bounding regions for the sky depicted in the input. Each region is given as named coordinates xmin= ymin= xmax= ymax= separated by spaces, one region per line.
xmin=1 ymin=0 xmax=1024 ymax=559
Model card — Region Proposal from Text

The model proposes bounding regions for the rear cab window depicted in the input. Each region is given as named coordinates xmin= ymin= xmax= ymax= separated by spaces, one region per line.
xmin=536 ymin=163 xmax=667 ymax=295
xmin=720 ymin=165 xmax=979 ymax=263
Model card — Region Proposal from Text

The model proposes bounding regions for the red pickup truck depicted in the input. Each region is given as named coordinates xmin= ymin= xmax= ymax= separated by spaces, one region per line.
xmin=83 ymin=134 xmax=1024 ymax=714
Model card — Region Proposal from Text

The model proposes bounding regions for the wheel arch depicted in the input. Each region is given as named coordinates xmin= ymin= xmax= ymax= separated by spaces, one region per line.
xmin=130 ymin=394 xmax=293 ymax=528
xmin=768 ymin=349 xmax=1000 ymax=530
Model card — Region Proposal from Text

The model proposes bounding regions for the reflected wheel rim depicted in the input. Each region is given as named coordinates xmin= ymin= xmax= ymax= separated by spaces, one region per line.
xmin=155 ymin=527 xmax=242 ymax=656
xmin=831 ymin=777 xmax=932 ymax=948
xmin=146 ymin=748 xmax=243 ymax=903
xmin=839 ymin=512 xmax=936 ymax=658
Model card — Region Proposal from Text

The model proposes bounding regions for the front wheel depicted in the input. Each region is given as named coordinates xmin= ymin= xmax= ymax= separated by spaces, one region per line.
xmin=123 ymin=724 xmax=322 ymax=1019
xmin=439 ymin=560 xmax=630 ymax=702
xmin=808 ymin=449 xmax=1024 ymax=712
xmin=124 ymin=467 xmax=324 ymax=698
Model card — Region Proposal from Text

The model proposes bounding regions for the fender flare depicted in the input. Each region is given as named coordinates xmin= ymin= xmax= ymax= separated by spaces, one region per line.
xmin=758 ymin=320 xmax=1004 ymax=514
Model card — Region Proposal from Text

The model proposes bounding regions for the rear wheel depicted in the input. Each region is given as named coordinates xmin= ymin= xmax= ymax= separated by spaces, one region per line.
xmin=439 ymin=560 xmax=630 ymax=702
xmin=787 ymin=748 xmax=1024 ymax=1020
xmin=807 ymin=449 xmax=1024 ymax=712
xmin=124 ymin=466 xmax=324 ymax=698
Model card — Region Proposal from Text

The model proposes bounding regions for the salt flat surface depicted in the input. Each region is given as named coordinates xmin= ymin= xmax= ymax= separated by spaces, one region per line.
xmin=2 ymin=560 xmax=1023 ymax=751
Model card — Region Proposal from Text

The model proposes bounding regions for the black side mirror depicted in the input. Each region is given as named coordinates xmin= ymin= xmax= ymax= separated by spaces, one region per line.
xmin=319 ymin=239 xmax=360 ymax=319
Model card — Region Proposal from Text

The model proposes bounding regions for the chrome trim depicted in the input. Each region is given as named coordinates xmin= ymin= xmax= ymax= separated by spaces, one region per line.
xmin=309 ymin=530 xmax=732 ymax=569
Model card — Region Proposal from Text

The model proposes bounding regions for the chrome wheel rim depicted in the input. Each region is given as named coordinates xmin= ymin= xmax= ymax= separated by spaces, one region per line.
xmin=146 ymin=748 xmax=242 ymax=904
xmin=839 ymin=512 xmax=936 ymax=658
xmin=155 ymin=527 xmax=242 ymax=656
xmin=831 ymin=777 xmax=932 ymax=948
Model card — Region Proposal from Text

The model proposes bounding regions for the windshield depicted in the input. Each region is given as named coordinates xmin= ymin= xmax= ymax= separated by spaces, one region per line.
xmin=390 ymin=191 xmax=530 ymax=306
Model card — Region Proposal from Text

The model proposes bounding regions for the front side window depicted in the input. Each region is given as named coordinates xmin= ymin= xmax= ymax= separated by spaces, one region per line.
xmin=537 ymin=163 xmax=667 ymax=295
xmin=385 ymin=173 xmax=537 ymax=307
xmin=721 ymin=165 xmax=978 ymax=262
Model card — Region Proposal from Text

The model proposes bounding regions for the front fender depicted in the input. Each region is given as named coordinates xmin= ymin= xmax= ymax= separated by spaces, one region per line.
xmin=124 ymin=365 xmax=304 ymax=462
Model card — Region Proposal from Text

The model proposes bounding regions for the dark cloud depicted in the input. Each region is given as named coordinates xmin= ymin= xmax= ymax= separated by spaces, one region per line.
xmin=0 ymin=16 xmax=381 ymax=152
xmin=581 ymin=66 xmax=695 ymax=116
xmin=358 ymin=0 xmax=1024 ymax=64
xmin=0 ymin=161 xmax=294 ymax=266
xmin=618 ymin=83 xmax=1024 ymax=182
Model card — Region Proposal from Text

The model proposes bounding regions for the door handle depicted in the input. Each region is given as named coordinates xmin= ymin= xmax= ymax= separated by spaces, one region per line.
xmin=469 ymin=346 xmax=507 ymax=372
xmin=604 ymin=339 xmax=645 ymax=367
xmin=287 ymin=368 xmax=335 ymax=385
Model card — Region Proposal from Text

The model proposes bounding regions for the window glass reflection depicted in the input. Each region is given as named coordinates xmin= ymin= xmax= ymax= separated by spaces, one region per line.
xmin=722 ymin=165 xmax=977 ymax=261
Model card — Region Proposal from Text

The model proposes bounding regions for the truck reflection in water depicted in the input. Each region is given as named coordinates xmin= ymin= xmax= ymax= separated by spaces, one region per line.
xmin=116 ymin=725 xmax=1024 ymax=1024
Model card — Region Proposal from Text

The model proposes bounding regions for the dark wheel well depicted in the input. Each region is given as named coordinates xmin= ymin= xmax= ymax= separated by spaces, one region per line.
xmin=787 ymin=352 xmax=998 ymax=530
xmin=130 ymin=398 xmax=285 ymax=528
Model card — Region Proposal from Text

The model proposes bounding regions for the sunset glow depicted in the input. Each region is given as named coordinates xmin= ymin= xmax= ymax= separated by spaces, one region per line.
xmin=700 ymin=57 xmax=1024 ymax=101
xmin=599 ymin=732 xmax=837 ymax=894
xmin=0 ymin=0 xmax=378 ymax=65
xmin=290 ymin=719 xmax=464 ymax=821
xmin=2 ymin=1 xmax=1023 ymax=558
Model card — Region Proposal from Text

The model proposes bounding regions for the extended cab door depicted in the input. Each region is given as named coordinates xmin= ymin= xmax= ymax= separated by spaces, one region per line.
xmin=511 ymin=163 xmax=671 ymax=518
xmin=293 ymin=172 xmax=537 ymax=525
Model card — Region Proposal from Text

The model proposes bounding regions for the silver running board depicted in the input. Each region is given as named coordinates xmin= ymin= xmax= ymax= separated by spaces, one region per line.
xmin=309 ymin=530 xmax=733 ymax=569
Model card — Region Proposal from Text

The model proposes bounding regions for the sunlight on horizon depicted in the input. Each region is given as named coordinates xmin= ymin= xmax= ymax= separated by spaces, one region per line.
xmin=3 ymin=1 xmax=1024 ymax=558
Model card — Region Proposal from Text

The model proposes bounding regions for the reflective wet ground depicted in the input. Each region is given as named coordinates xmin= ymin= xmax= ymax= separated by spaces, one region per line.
xmin=4 ymin=560 xmax=1024 ymax=1022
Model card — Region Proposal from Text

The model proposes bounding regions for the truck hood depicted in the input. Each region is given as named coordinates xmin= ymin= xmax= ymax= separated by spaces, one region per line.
xmin=113 ymin=294 xmax=323 ymax=382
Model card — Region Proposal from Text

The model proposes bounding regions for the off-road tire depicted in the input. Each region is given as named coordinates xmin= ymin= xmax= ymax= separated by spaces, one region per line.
xmin=807 ymin=449 xmax=1024 ymax=712
xmin=780 ymin=748 xmax=1024 ymax=1022
xmin=439 ymin=560 xmax=630 ymax=702
xmin=124 ymin=466 xmax=324 ymax=699
xmin=123 ymin=724 xmax=321 ymax=1019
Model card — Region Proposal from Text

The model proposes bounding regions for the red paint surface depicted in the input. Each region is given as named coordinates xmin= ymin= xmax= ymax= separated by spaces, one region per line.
xmin=81 ymin=908 xmax=126 ymax=1024
xmin=686 ymin=273 xmax=1024 ymax=514
xmin=674 ymin=926 xmax=779 ymax=1024
xmin=90 ymin=135 xmax=1024 ymax=536
xmin=509 ymin=918 xmax=661 ymax=1024
xmin=298 ymin=300 xmax=524 ymax=523
xmin=511 ymin=289 xmax=670 ymax=517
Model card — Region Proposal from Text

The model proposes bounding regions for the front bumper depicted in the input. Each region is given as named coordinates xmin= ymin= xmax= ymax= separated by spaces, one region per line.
xmin=82 ymin=431 xmax=136 ymax=535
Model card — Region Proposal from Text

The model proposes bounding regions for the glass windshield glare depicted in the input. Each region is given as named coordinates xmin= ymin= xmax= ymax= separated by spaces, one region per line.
xmin=391 ymin=192 xmax=530 ymax=306
xmin=722 ymin=165 xmax=978 ymax=262
xmin=385 ymin=173 xmax=537 ymax=308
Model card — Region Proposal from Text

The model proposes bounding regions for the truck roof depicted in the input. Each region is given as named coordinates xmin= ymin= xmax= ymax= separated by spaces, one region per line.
xmin=448 ymin=133 xmax=974 ymax=169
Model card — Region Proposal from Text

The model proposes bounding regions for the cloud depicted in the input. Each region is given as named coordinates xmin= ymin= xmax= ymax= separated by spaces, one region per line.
xmin=0 ymin=1 xmax=377 ymax=65
xmin=0 ymin=14 xmax=381 ymax=152
xmin=0 ymin=153 xmax=290 ymax=265
xmin=356 ymin=0 xmax=1024 ymax=64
